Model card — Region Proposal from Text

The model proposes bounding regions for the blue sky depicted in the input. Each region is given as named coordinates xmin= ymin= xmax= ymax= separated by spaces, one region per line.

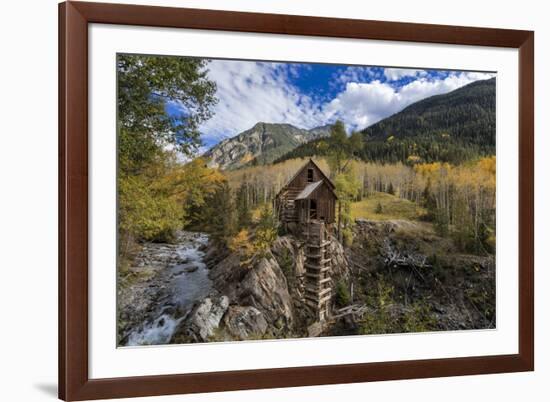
xmin=168 ymin=60 xmax=494 ymax=150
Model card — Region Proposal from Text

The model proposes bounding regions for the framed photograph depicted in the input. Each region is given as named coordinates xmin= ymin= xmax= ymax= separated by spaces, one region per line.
xmin=59 ymin=1 xmax=534 ymax=400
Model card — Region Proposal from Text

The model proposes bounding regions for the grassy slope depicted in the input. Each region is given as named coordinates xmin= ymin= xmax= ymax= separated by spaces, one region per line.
xmin=350 ymin=192 xmax=426 ymax=221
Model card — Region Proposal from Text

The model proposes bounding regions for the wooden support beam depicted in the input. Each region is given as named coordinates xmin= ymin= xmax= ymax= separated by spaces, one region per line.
xmin=304 ymin=263 xmax=330 ymax=272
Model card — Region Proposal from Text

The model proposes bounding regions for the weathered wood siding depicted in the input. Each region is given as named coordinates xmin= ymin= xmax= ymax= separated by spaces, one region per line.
xmin=295 ymin=183 xmax=336 ymax=224
xmin=286 ymin=160 xmax=327 ymax=191
xmin=315 ymin=184 xmax=336 ymax=224
xmin=276 ymin=160 xmax=337 ymax=226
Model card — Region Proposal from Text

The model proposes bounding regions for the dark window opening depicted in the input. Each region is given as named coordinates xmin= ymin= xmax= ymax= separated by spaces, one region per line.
xmin=309 ymin=199 xmax=317 ymax=219
xmin=307 ymin=168 xmax=314 ymax=182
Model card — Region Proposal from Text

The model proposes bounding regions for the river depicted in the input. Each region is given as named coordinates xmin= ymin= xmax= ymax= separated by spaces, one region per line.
xmin=123 ymin=232 xmax=213 ymax=346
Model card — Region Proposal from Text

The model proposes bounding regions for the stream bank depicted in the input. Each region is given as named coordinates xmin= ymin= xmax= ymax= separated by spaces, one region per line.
xmin=118 ymin=231 xmax=212 ymax=346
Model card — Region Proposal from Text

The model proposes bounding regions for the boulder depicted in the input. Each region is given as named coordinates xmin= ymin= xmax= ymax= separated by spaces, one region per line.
xmin=239 ymin=256 xmax=294 ymax=330
xmin=209 ymin=252 xmax=294 ymax=335
xmin=176 ymin=295 xmax=229 ymax=342
xmin=223 ymin=306 xmax=268 ymax=340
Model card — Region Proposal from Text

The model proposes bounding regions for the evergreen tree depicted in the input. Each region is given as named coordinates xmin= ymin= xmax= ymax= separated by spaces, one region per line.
xmin=275 ymin=79 xmax=495 ymax=166
xmin=203 ymin=182 xmax=236 ymax=246
xmin=323 ymin=121 xmax=363 ymax=241
xmin=325 ymin=121 xmax=363 ymax=175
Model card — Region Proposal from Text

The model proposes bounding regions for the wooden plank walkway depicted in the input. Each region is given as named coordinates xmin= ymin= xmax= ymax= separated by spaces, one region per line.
xmin=332 ymin=304 xmax=369 ymax=319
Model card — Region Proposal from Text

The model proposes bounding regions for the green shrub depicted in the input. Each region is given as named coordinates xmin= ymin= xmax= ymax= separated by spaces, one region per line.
xmin=277 ymin=248 xmax=294 ymax=283
xmin=403 ymin=302 xmax=436 ymax=333
xmin=360 ymin=277 xmax=396 ymax=334
xmin=335 ymin=280 xmax=351 ymax=307
xmin=342 ymin=227 xmax=354 ymax=247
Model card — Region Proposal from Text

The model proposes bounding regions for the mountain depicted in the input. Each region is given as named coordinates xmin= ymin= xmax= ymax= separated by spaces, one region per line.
xmin=275 ymin=78 xmax=496 ymax=165
xmin=362 ymin=77 xmax=495 ymax=141
xmin=203 ymin=122 xmax=332 ymax=170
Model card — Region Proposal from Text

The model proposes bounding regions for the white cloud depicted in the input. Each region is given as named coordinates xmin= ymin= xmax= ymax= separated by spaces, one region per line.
xmin=189 ymin=61 xmax=496 ymax=146
xmin=323 ymin=71 xmax=495 ymax=131
xmin=196 ymin=61 xmax=326 ymax=145
xmin=383 ymin=68 xmax=427 ymax=81
xmin=323 ymin=80 xmax=399 ymax=128
xmin=336 ymin=66 xmax=382 ymax=85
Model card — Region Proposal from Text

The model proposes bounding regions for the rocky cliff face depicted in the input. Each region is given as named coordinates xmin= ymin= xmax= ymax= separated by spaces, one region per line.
xmin=173 ymin=233 xmax=351 ymax=342
xmin=271 ymin=234 xmax=351 ymax=334
xmin=206 ymin=251 xmax=295 ymax=339
xmin=203 ymin=122 xmax=331 ymax=170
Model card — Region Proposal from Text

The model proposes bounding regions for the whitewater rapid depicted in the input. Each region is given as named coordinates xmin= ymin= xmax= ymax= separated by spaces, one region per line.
xmin=125 ymin=232 xmax=212 ymax=346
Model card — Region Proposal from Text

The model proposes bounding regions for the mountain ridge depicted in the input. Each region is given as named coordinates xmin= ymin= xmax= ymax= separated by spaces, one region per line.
xmin=203 ymin=122 xmax=332 ymax=170
xmin=275 ymin=78 xmax=496 ymax=165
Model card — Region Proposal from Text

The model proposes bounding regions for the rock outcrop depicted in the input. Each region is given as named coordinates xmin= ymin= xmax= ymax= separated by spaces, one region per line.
xmin=203 ymin=122 xmax=331 ymax=170
xmin=270 ymin=233 xmax=351 ymax=332
xmin=271 ymin=233 xmax=350 ymax=296
xmin=271 ymin=236 xmax=306 ymax=278
xmin=327 ymin=235 xmax=350 ymax=284
xmin=174 ymin=295 xmax=229 ymax=342
xmin=223 ymin=306 xmax=268 ymax=340
xmin=208 ymin=251 xmax=295 ymax=337
xmin=271 ymin=235 xmax=305 ymax=297
xmin=174 ymin=232 xmax=351 ymax=342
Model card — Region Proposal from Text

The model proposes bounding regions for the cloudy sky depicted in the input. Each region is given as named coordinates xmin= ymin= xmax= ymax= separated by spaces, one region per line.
xmin=168 ymin=59 xmax=495 ymax=149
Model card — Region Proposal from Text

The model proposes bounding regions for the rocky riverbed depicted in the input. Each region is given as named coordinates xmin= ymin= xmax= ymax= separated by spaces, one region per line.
xmin=118 ymin=229 xmax=350 ymax=346
xmin=118 ymin=231 xmax=213 ymax=346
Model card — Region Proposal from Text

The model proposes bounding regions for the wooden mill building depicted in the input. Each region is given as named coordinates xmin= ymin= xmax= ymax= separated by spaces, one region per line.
xmin=275 ymin=159 xmax=337 ymax=228
xmin=275 ymin=159 xmax=338 ymax=322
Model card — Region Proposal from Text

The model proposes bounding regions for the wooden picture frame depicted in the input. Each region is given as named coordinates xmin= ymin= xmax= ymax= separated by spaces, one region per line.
xmin=59 ymin=1 xmax=534 ymax=400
